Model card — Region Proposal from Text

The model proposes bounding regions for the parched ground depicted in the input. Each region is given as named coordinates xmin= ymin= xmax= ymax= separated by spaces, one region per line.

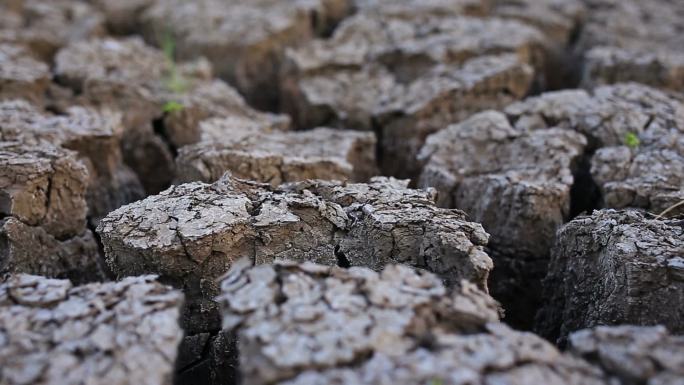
xmin=0 ymin=274 xmax=183 ymax=385
xmin=1 ymin=0 xmax=683 ymax=385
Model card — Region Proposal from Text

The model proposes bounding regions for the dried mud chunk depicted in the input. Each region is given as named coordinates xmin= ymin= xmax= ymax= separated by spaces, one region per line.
xmin=98 ymin=182 xmax=255 ymax=301
xmin=418 ymin=111 xmax=586 ymax=258
xmin=282 ymin=14 xmax=543 ymax=129
xmin=0 ymin=142 xmax=88 ymax=239
xmin=279 ymin=178 xmax=493 ymax=287
xmin=0 ymin=218 xmax=101 ymax=284
xmin=417 ymin=110 xmax=586 ymax=329
xmin=378 ymin=55 xmax=535 ymax=178
xmin=140 ymin=0 xmax=352 ymax=109
xmin=496 ymin=84 xmax=682 ymax=225
xmin=492 ymin=0 xmax=585 ymax=46
xmin=282 ymin=13 xmax=543 ymax=177
xmin=218 ymin=261 xmax=499 ymax=384
xmin=98 ymin=175 xmax=492 ymax=295
xmin=285 ymin=56 xmax=534 ymax=178
xmin=418 ymin=83 xmax=684 ymax=328
xmin=0 ymin=274 xmax=183 ymax=385
xmin=582 ymin=47 xmax=684 ymax=92
xmin=537 ymin=210 xmax=684 ymax=342
xmin=55 ymin=38 xmax=289 ymax=137
xmin=0 ymin=141 xmax=104 ymax=283
xmin=0 ymin=0 xmax=105 ymax=60
xmin=578 ymin=0 xmax=684 ymax=91
xmin=0 ymin=44 xmax=49 ymax=106
xmin=87 ymin=0 xmax=156 ymax=35
xmin=54 ymin=37 xmax=171 ymax=128
xmin=218 ymin=260 xmax=609 ymax=385
xmin=568 ymin=325 xmax=684 ymax=385
xmin=491 ymin=0 xmax=586 ymax=88
xmin=354 ymin=0 xmax=490 ymax=17
xmin=0 ymin=100 xmax=145 ymax=224
xmin=592 ymin=147 xmax=684 ymax=216
xmin=283 ymin=12 xmax=545 ymax=78
xmin=98 ymin=175 xmax=492 ymax=384
xmin=160 ymin=80 xmax=290 ymax=149
xmin=175 ymin=126 xmax=378 ymax=185
xmin=54 ymin=37 xmax=291 ymax=193
xmin=586 ymin=85 xmax=684 ymax=216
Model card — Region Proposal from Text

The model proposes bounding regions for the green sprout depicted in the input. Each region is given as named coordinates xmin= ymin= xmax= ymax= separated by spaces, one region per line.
xmin=429 ymin=379 xmax=444 ymax=385
xmin=624 ymin=132 xmax=640 ymax=149
xmin=161 ymin=31 xmax=187 ymax=94
xmin=163 ymin=100 xmax=184 ymax=113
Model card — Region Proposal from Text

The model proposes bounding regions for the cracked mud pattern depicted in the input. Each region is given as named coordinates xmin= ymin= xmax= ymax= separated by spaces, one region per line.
xmin=140 ymin=0 xmax=354 ymax=109
xmin=97 ymin=175 xmax=493 ymax=384
xmin=539 ymin=210 xmax=684 ymax=342
xmin=578 ymin=0 xmax=684 ymax=91
xmin=52 ymin=36 xmax=290 ymax=194
xmin=98 ymin=175 xmax=493 ymax=296
xmin=418 ymin=82 xmax=684 ymax=329
xmin=218 ymin=260 xmax=612 ymax=385
xmin=0 ymin=100 xmax=145 ymax=226
xmin=0 ymin=44 xmax=50 ymax=106
xmin=1 ymin=0 xmax=684 ymax=384
xmin=281 ymin=11 xmax=545 ymax=178
xmin=568 ymin=325 xmax=684 ymax=385
xmin=175 ymin=126 xmax=377 ymax=185
xmin=0 ymin=0 xmax=105 ymax=61
xmin=0 ymin=141 xmax=102 ymax=283
xmin=0 ymin=274 xmax=183 ymax=385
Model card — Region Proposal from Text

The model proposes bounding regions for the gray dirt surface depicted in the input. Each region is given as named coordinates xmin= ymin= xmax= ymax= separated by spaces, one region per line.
xmin=217 ymin=259 xmax=610 ymax=385
xmin=0 ymin=274 xmax=183 ymax=385
xmin=537 ymin=209 xmax=684 ymax=343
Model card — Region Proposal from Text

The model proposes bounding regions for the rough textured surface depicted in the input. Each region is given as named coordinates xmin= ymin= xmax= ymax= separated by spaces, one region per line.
xmin=0 ymin=141 xmax=102 ymax=283
xmin=218 ymin=260 xmax=610 ymax=385
xmin=0 ymin=100 xmax=144 ymax=225
xmin=418 ymin=110 xmax=586 ymax=329
xmin=0 ymin=141 xmax=88 ymax=239
xmin=491 ymin=0 xmax=585 ymax=46
xmin=354 ymin=0 xmax=490 ymax=17
xmin=1 ymin=218 xmax=102 ymax=285
xmin=87 ymin=0 xmax=156 ymax=35
xmin=54 ymin=37 xmax=290 ymax=193
xmin=176 ymin=126 xmax=378 ymax=185
xmin=419 ymin=110 xmax=586 ymax=256
xmin=586 ymin=86 xmax=684 ymax=215
xmin=0 ymin=274 xmax=183 ymax=385
xmin=0 ymin=44 xmax=49 ymax=106
xmin=158 ymin=81 xmax=290 ymax=150
xmin=502 ymin=84 xmax=684 ymax=216
xmin=0 ymin=0 xmax=105 ymax=60
xmin=281 ymin=12 xmax=544 ymax=177
xmin=99 ymin=175 xmax=493 ymax=384
xmin=578 ymin=0 xmax=684 ymax=92
xmin=538 ymin=210 xmax=684 ymax=343
xmin=99 ymin=175 xmax=493 ymax=296
xmin=419 ymin=83 xmax=684 ymax=328
xmin=140 ymin=0 xmax=353 ymax=109
xmin=568 ymin=325 xmax=684 ymax=385
xmin=491 ymin=0 xmax=586 ymax=88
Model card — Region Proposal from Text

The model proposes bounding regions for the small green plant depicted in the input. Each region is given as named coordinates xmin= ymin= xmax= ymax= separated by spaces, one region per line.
xmin=624 ymin=132 xmax=640 ymax=149
xmin=429 ymin=379 xmax=444 ymax=385
xmin=161 ymin=31 xmax=187 ymax=94
xmin=163 ymin=100 xmax=184 ymax=113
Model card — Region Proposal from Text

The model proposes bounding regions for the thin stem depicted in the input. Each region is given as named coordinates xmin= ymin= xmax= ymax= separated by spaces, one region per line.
xmin=655 ymin=199 xmax=684 ymax=220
